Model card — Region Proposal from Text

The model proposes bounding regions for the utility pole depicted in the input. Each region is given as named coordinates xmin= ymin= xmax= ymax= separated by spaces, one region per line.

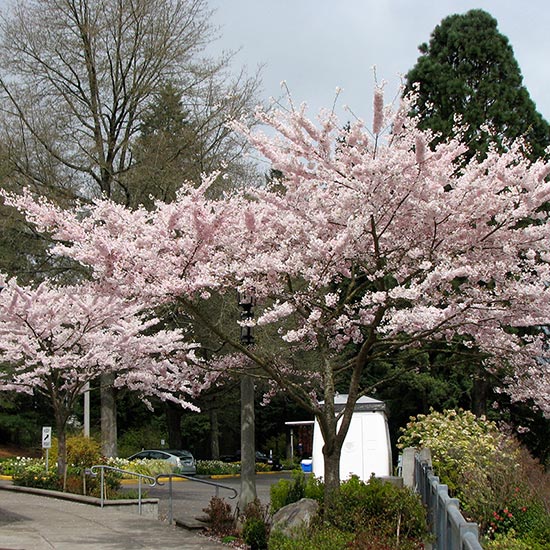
xmin=238 ymin=291 xmax=257 ymax=511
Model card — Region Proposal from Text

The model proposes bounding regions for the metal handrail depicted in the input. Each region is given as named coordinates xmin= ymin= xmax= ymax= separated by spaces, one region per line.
xmin=88 ymin=465 xmax=159 ymax=514
xmin=154 ymin=472 xmax=238 ymax=524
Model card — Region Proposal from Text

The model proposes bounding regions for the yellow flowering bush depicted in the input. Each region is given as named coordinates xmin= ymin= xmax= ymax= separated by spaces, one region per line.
xmin=398 ymin=408 xmax=512 ymax=496
xmin=398 ymin=410 xmax=550 ymax=546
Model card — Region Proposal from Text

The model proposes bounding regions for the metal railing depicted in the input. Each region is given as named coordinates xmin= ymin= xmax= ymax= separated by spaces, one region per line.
xmin=415 ymin=452 xmax=483 ymax=550
xmin=155 ymin=473 xmax=238 ymax=524
xmin=88 ymin=466 xmax=238 ymax=522
xmin=88 ymin=465 xmax=158 ymax=514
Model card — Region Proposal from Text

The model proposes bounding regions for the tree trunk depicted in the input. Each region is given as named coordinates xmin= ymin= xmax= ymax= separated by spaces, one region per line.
xmin=210 ymin=408 xmax=220 ymax=460
xmin=54 ymin=412 xmax=67 ymax=479
xmin=100 ymin=373 xmax=117 ymax=457
xmin=472 ymin=369 xmax=489 ymax=417
xmin=239 ymin=374 xmax=256 ymax=510
xmin=165 ymin=402 xmax=183 ymax=449
xmin=322 ymin=437 xmax=342 ymax=499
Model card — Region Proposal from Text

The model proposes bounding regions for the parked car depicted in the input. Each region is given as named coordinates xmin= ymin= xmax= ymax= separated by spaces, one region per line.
xmin=127 ymin=449 xmax=196 ymax=475
xmin=220 ymin=450 xmax=282 ymax=470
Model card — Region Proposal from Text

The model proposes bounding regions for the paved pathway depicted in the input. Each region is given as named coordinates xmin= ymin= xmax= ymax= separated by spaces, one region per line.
xmin=0 ymin=488 xmax=229 ymax=550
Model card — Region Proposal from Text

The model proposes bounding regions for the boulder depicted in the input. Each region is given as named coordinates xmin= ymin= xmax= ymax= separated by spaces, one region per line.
xmin=271 ymin=498 xmax=319 ymax=537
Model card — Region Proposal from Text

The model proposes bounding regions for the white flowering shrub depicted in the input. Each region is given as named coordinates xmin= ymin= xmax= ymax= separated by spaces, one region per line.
xmin=0 ymin=456 xmax=48 ymax=476
xmin=123 ymin=458 xmax=178 ymax=477
xmin=398 ymin=410 xmax=550 ymax=547
xmin=398 ymin=408 xmax=510 ymax=494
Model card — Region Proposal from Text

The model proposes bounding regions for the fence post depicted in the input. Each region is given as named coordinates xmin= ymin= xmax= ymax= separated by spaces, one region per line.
xmin=402 ymin=448 xmax=416 ymax=489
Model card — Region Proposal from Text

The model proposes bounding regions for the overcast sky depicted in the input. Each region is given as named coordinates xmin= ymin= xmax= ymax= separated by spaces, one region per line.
xmin=207 ymin=1 xmax=550 ymax=124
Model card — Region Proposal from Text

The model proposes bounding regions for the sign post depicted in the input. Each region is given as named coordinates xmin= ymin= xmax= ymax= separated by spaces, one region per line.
xmin=42 ymin=426 xmax=52 ymax=471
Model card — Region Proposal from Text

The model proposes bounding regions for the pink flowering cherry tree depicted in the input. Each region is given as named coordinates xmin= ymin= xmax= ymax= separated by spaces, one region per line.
xmin=0 ymin=275 xmax=202 ymax=476
xmin=5 ymin=90 xmax=550 ymax=494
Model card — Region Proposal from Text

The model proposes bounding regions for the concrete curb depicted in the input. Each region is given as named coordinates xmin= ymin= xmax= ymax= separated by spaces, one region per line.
xmin=0 ymin=481 xmax=160 ymax=517
xmin=1 ymin=470 xmax=291 ymax=482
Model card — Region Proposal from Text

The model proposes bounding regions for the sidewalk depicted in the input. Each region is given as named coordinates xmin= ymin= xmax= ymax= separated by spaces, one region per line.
xmin=0 ymin=485 xmax=229 ymax=550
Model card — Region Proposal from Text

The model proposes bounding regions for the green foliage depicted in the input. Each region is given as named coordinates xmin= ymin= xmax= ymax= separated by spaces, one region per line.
xmin=279 ymin=457 xmax=301 ymax=471
xmin=398 ymin=408 xmax=505 ymax=495
xmin=196 ymin=460 xmax=241 ymax=475
xmin=263 ymin=433 xmax=287 ymax=460
xmin=399 ymin=408 xmax=550 ymax=543
xmin=405 ymin=9 xmax=550 ymax=163
xmin=0 ymin=408 xmax=42 ymax=447
xmin=126 ymin=81 xmax=202 ymax=208
xmin=243 ymin=521 xmax=268 ymax=550
xmin=268 ymin=526 xmax=353 ymax=550
xmin=202 ymin=496 xmax=236 ymax=537
xmin=484 ymin=529 xmax=538 ymax=550
xmin=12 ymin=459 xmax=59 ymax=490
xmin=66 ymin=435 xmax=101 ymax=470
xmin=269 ymin=475 xmax=426 ymax=549
xmin=304 ymin=474 xmax=324 ymax=502
xmin=117 ymin=426 xmax=168 ymax=458
xmin=270 ymin=471 xmax=308 ymax=513
xmin=0 ymin=456 xmax=35 ymax=475
xmin=242 ymin=499 xmax=270 ymax=550
xmin=325 ymin=476 xmax=427 ymax=542
xmin=270 ymin=479 xmax=293 ymax=513
xmin=125 ymin=458 xmax=178 ymax=477
xmin=7 ymin=455 xmax=122 ymax=496
xmin=194 ymin=460 xmax=272 ymax=475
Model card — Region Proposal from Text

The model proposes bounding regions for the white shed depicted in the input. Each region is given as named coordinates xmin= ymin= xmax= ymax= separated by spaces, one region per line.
xmin=312 ymin=395 xmax=392 ymax=482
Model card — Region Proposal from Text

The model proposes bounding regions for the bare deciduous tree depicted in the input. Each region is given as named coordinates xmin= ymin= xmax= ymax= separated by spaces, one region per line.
xmin=0 ymin=0 xmax=262 ymax=457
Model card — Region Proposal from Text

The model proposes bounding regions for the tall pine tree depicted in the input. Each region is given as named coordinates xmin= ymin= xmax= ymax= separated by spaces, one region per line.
xmin=405 ymin=9 xmax=550 ymax=162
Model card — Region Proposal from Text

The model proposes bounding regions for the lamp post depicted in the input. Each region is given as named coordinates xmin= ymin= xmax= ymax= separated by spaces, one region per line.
xmin=238 ymin=291 xmax=257 ymax=510
xmin=83 ymin=382 xmax=90 ymax=437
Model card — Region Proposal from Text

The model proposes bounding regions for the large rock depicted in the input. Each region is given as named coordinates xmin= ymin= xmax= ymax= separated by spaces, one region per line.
xmin=271 ymin=498 xmax=319 ymax=537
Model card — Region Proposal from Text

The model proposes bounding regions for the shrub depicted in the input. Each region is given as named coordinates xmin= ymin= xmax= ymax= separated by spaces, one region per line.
xmin=66 ymin=435 xmax=101 ymax=470
xmin=125 ymin=458 xmax=177 ymax=477
xmin=398 ymin=408 xmax=550 ymax=543
xmin=484 ymin=529 xmax=535 ymax=550
xmin=243 ymin=517 xmax=269 ymax=550
xmin=268 ymin=475 xmax=427 ymax=549
xmin=202 ymin=496 xmax=236 ymax=537
xmin=241 ymin=498 xmax=270 ymax=550
xmin=325 ymin=476 xmax=427 ymax=542
xmin=270 ymin=471 xmax=307 ymax=513
xmin=398 ymin=408 xmax=507 ymax=497
xmin=196 ymin=460 xmax=240 ymax=475
xmin=255 ymin=462 xmax=272 ymax=473
xmin=195 ymin=460 xmax=277 ymax=476
xmin=279 ymin=458 xmax=301 ymax=471
xmin=304 ymin=474 xmax=324 ymax=503
xmin=268 ymin=525 xmax=352 ymax=550
xmin=11 ymin=459 xmax=59 ymax=490
xmin=1 ymin=456 xmax=39 ymax=476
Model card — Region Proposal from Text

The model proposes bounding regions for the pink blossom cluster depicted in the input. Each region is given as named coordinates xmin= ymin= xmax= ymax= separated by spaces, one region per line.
xmin=3 ymin=90 xmax=550 ymax=413
xmin=0 ymin=275 xmax=202 ymax=409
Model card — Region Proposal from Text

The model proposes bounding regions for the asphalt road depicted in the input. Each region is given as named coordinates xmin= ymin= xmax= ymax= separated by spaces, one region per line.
xmin=121 ymin=472 xmax=293 ymax=524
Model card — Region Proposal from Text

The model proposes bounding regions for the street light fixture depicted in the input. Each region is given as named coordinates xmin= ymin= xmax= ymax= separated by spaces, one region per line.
xmin=238 ymin=291 xmax=256 ymax=346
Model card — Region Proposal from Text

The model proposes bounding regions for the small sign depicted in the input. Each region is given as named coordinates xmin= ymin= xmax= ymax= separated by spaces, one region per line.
xmin=42 ymin=426 xmax=52 ymax=449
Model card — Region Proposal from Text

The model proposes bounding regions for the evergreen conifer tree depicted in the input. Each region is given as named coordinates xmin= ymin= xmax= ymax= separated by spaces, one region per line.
xmin=405 ymin=9 xmax=550 ymax=162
